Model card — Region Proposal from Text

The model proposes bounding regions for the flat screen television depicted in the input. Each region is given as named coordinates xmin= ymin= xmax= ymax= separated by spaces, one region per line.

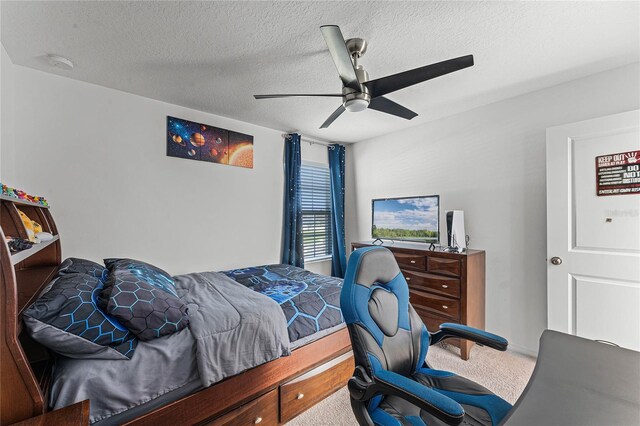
xmin=372 ymin=195 xmax=440 ymax=243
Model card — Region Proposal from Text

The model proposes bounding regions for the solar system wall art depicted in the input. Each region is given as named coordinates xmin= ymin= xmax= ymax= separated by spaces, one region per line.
xmin=166 ymin=116 xmax=254 ymax=169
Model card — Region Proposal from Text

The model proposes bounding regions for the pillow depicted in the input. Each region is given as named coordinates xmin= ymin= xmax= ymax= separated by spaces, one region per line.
xmin=103 ymin=258 xmax=178 ymax=296
xmin=58 ymin=257 xmax=108 ymax=282
xmin=23 ymin=274 xmax=137 ymax=360
xmin=99 ymin=259 xmax=189 ymax=341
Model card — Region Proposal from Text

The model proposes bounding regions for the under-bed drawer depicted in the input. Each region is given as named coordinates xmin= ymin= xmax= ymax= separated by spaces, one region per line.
xmin=279 ymin=351 xmax=354 ymax=423
xmin=207 ymin=388 xmax=278 ymax=426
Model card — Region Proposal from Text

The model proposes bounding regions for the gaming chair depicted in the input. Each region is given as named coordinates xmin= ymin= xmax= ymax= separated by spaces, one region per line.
xmin=341 ymin=246 xmax=513 ymax=425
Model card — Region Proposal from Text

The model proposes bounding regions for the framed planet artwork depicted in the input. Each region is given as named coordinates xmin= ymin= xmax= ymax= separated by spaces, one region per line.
xmin=166 ymin=116 xmax=254 ymax=169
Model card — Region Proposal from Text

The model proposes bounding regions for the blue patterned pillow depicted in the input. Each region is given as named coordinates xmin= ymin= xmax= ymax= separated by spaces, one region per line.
xmin=103 ymin=258 xmax=178 ymax=296
xmin=23 ymin=274 xmax=137 ymax=360
xmin=58 ymin=257 xmax=108 ymax=282
xmin=99 ymin=259 xmax=189 ymax=341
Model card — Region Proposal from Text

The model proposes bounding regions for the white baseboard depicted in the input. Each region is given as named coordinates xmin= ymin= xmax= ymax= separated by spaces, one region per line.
xmin=508 ymin=342 xmax=538 ymax=358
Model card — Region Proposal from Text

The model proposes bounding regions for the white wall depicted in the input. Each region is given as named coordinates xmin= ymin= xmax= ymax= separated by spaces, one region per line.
xmin=2 ymin=63 xmax=291 ymax=275
xmin=346 ymin=63 xmax=640 ymax=354
xmin=0 ymin=44 xmax=16 ymax=178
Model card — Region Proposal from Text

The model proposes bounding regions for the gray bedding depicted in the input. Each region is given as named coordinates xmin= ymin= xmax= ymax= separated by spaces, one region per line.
xmin=50 ymin=271 xmax=291 ymax=424
xmin=179 ymin=272 xmax=290 ymax=386
xmin=51 ymin=326 xmax=200 ymax=425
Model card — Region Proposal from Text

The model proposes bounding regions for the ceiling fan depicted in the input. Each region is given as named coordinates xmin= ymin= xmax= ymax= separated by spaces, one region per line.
xmin=254 ymin=25 xmax=474 ymax=129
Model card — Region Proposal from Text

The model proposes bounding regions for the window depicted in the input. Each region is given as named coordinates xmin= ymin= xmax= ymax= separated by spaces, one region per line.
xmin=300 ymin=162 xmax=332 ymax=261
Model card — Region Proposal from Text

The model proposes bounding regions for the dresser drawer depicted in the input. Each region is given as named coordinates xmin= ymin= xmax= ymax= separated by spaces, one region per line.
xmin=402 ymin=270 xmax=461 ymax=298
xmin=409 ymin=289 xmax=460 ymax=320
xmin=394 ymin=253 xmax=426 ymax=271
xmin=416 ymin=310 xmax=460 ymax=333
xmin=280 ymin=351 xmax=354 ymax=423
xmin=426 ymin=256 xmax=461 ymax=277
xmin=207 ymin=388 xmax=278 ymax=426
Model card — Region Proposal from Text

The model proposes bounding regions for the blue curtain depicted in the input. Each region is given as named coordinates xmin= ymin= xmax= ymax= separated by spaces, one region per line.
xmin=329 ymin=144 xmax=347 ymax=278
xmin=282 ymin=134 xmax=304 ymax=268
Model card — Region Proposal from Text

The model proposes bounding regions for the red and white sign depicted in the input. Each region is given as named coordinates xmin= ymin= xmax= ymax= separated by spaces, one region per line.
xmin=596 ymin=150 xmax=640 ymax=196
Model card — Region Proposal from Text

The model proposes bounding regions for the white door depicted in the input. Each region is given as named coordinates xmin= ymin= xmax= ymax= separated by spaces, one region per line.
xmin=547 ymin=110 xmax=640 ymax=351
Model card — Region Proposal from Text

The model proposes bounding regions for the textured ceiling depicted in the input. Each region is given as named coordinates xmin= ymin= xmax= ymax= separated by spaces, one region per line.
xmin=1 ymin=1 xmax=639 ymax=143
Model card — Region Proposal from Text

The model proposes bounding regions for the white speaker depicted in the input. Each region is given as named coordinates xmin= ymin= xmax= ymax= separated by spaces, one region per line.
xmin=446 ymin=210 xmax=466 ymax=251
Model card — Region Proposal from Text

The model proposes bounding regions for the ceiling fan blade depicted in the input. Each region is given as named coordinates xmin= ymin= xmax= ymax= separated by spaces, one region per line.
xmin=320 ymin=25 xmax=361 ymax=92
xmin=320 ymin=105 xmax=346 ymax=129
xmin=368 ymin=97 xmax=418 ymax=120
xmin=254 ymin=94 xmax=343 ymax=99
xmin=364 ymin=55 xmax=474 ymax=98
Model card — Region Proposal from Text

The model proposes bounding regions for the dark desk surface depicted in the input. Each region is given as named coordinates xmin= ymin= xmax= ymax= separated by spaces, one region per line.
xmin=502 ymin=330 xmax=640 ymax=425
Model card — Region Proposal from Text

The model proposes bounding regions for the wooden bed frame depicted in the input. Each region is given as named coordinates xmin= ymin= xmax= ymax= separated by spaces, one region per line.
xmin=0 ymin=196 xmax=352 ymax=425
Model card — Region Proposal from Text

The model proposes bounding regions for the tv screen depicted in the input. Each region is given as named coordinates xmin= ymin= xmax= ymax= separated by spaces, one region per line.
xmin=372 ymin=195 xmax=440 ymax=242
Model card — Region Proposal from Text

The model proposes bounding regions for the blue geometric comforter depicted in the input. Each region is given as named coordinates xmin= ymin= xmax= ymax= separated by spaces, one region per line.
xmin=222 ymin=264 xmax=344 ymax=343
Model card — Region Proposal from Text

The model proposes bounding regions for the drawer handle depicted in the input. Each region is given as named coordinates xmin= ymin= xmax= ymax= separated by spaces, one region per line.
xmin=442 ymin=305 xmax=448 ymax=309
xmin=442 ymin=285 xmax=448 ymax=289
xmin=296 ymin=393 xmax=304 ymax=400
xmin=254 ymin=417 xmax=263 ymax=424
xmin=405 ymin=277 xmax=411 ymax=281
xmin=410 ymin=260 xmax=416 ymax=264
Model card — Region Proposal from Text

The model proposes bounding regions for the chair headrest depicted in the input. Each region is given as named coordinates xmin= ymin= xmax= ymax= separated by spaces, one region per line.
xmin=341 ymin=246 xmax=413 ymax=367
xmin=348 ymin=247 xmax=401 ymax=289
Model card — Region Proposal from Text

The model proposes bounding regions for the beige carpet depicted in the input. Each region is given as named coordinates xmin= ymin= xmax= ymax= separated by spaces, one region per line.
xmin=285 ymin=343 xmax=536 ymax=426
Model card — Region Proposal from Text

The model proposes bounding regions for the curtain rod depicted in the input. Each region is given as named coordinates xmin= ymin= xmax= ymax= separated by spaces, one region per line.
xmin=281 ymin=133 xmax=336 ymax=147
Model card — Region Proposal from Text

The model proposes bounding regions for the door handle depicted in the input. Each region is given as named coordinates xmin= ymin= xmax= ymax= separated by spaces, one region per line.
xmin=550 ymin=257 xmax=562 ymax=265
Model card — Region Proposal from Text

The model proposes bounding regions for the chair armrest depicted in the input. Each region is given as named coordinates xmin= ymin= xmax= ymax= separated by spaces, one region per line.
xmin=430 ymin=323 xmax=508 ymax=351
xmin=348 ymin=366 xmax=465 ymax=425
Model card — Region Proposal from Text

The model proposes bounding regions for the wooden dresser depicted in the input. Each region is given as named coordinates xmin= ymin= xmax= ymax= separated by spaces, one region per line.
xmin=352 ymin=241 xmax=486 ymax=360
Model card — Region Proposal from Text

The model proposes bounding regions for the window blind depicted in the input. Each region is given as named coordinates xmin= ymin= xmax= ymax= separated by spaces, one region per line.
xmin=300 ymin=163 xmax=333 ymax=260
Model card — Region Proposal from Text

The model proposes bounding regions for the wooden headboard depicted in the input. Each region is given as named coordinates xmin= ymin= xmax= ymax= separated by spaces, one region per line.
xmin=0 ymin=195 xmax=61 ymax=425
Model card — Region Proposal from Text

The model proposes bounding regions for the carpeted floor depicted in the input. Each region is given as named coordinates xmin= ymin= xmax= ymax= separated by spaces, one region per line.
xmin=285 ymin=343 xmax=536 ymax=426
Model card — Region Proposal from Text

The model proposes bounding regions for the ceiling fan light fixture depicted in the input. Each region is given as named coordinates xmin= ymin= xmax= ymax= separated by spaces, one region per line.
xmin=344 ymin=98 xmax=369 ymax=112
xmin=254 ymin=25 xmax=474 ymax=128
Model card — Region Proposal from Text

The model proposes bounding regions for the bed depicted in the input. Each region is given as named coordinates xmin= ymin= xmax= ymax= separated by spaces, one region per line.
xmin=222 ymin=264 xmax=344 ymax=346
xmin=50 ymin=267 xmax=345 ymax=425
xmin=0 ymin=196 xmax=352 ymax=426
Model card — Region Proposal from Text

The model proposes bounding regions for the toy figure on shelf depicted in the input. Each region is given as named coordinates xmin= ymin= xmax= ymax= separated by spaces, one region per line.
xmin=1 ymin=183 xmax=49 ymax=207
xmin=17 ymin=209 xmax=43 ymax=242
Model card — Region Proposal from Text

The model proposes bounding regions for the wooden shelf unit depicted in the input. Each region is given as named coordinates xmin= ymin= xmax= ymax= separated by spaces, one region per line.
xmin=11 ymin=237 xmax=60 ymax=266
xmin=16 ymin=266 xmax=59 ymax=317
xmin=1 ymin=196 xmax=61 ymax=425
xmin=0 ymin=195 xmax=50 ymax=209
